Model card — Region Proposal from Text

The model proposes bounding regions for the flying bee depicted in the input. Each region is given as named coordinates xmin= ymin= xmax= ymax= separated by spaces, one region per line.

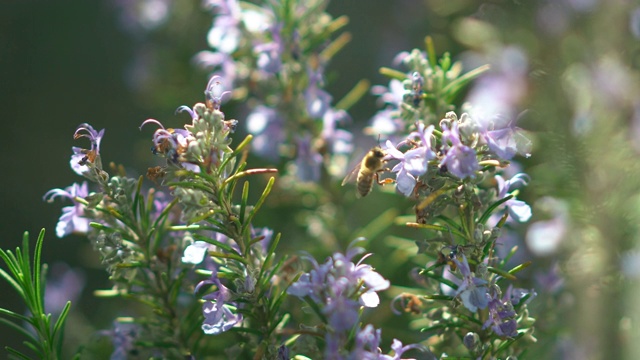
xmin=342 ymin=146 xmax=391 ymax=197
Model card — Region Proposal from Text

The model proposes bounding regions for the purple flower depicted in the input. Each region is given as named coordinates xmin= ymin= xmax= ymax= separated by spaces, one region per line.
xmin=479 ymin=113 xmax=532 ymax=160
xmin=294 ymin=136 xmax=322 ymax=182
xmin=385 ymin=142 xmax=416 ymax=197
xmin=384 ymin=125 xmax=435 ymax=197
xmin=350 ymin=324 xmax=383 ymax=359
xmin=202 ymin=300 xmax=243 ymax=335
xmin=140 ymin=118 xmax=192 ymax=165
xmin=507 ymin=286 xmax=536 ymax=306
xmin=246 ymin=105 xmax=285 ymax=161
xmin=495 ymin=173 xmax=532 ymax=223
xmin=102 ymin=320 xmax=139 ymax=360
xmin=382 ymin=339 xmax=428 ymax=360
xmin=535 ymin=262 xmax=564 ymax=293
xmin=440 ymin=122 xmax=479 ymax=179
xmin=43 ymin=182 xmax=90 ymax=238
xmin=405 ymin=123 xmax=436 ymax=174
xmin=288 ymin=239 xmax=390 ymax=331
xmin=526 ymin=197 xmax=568 ymax=256
xmin=204 ymin=0 xmax=242 ymax=54
xmin=255 ymin=23 xmax=284 ymax=74
xmin=371 ymin=79 xmax=406 ymax=108
xmin=204 ymin=75 xmax=232 ymax=111
xmin=321 ymin=109 xmax=353 ymax=155
xmin=193 ymin=50 xmax=237 ymax=89
xmin=451 ymin=255 xmax=489 ymax=312
xmin=287 ymin=256 xmax=333 ymax=304
xmin=323 ymin=291 xmax=360 ymax=332
xmin=483 ymin=288 xmax=518 ymax=338
xmin=368 ymin=109 xmax=404 ymax=138
xmin=197 ymin=271 xmax=243 ymax=335
xmin=349 ymin=325 xmax=428 ymax=360
xmin=304 ymin=64 xmax=332 ymax=119
xmin=70 ymin=123 xmax=105 ymax=176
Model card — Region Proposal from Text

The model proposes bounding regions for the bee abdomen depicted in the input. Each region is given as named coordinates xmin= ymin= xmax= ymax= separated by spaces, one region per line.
xmin=356 ymin=172 xmax=374 ymax=197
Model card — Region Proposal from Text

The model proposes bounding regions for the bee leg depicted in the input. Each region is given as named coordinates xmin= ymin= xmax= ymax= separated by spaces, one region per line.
xmin=375 ymin=172 xmax=395 ymax=185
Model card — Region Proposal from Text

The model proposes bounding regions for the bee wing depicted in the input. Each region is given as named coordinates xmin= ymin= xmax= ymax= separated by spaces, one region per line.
xmin=341 ymin=160 xmax=362 ymax=186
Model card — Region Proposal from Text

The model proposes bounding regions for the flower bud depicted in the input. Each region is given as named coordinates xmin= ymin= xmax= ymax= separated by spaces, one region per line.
xmin=463 ymin=332 xmax=479 ymax=350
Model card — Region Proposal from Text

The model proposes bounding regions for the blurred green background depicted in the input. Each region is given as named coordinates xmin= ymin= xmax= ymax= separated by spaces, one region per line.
xmin=2 ymin=0 xmax=640 ymax=359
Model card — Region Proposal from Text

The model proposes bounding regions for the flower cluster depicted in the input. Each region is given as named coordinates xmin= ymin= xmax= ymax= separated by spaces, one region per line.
xmin=23 ymin=6 xmax=540 ymax=359
xmin=196 ymin=0 xmax=357 ymax=182
xmin=288 ymin=240 xmax=427 ymax=359
xmin=362 ymin=42 xmax=537 ymax=358
xmin=40 ymin=75 xmax=290 ymax=358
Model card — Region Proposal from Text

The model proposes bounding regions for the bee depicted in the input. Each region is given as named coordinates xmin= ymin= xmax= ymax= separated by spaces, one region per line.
xmin=342 ymin=146 xmax=389 ymax=197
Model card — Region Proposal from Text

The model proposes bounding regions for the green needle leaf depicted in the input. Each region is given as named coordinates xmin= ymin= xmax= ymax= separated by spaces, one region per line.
xmin=243 ymin=176 xmax=275 ymax=233
xmin=478 ymin=194 xmax=514 ymax=225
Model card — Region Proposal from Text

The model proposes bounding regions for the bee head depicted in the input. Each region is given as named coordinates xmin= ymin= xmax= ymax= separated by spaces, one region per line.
xmin=371 ymin=147 xmax=386 ymax=159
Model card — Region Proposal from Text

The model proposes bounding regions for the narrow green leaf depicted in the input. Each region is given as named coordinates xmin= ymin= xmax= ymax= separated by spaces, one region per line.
xmin=499 ymin=245 xmax=519 ymax=268
xmin=138 ymin=193 xmax=147 ymax=228
xmin=190 ymin=169 xmax=217 ymax=184
xmin=403 ymin=221 xmax=468 ymax=240
xmin=423 ymin=271 xmax=458 ymax=290
xmin=166 ymin=181 xmax=214 ymax=194
xmin=243 ymin=177 xmax=275 ymax=232
xmin=478 ymin=194 xmax=514 ymax=225
xmin=335 ymin=79 xmax=370 ymax=111
xmin=233 ymin=134 xmax=253 ymax=155
xmin=52 ymin=301 xmax=71 ymax=341
xmin=168 ymin=272 xmax=185 ymax=303
xmin=421 ymin=294 xmax=454 ymax=301
xmin=425 ymin=36 xmax=437 ymax=68
xmin=487 ymin=266 xmax=517 ymax=281
xmin=441 ymin=64 xmax=490 ymax=103
xmin=21 ymin=340 xmax=43 ymax=357
xmin=0 ymin=318 xmax=38 ymax=342
xmin=456 ymin=312 xmax=484 ymax=326
xmin=420 ymin=323 xmax=450 ymax=333
xmin=153 ymin=198 xmax=178 ymax=229
xmin=19 ymin=234 xmax=31 ymax=287
xmin=508 ymin=261 xmax=532 ymax=275
xmin=421 ymin=262 xmax=444 ymax=274
xmin=240 ymin=180 xmax=249 ymax=225
xmin=268 ymin=282 xmax=290 ymax=315
xmin=495 ymin=332 xmax=524 ymax=354
xmin=0 ymin=268 xmax=24 ymax=298
xmin=88 ymin=222 xmax=115 ymax=232
xmin=379 ymin=67 xmax=407 ymax=81
xmin=302 ymin=295 xmax=328 ymax=324
xmin=192 ymin=234 xmax=241 ymax=257
xmin=0 ymin=308 xmax=31 ymax=323
xmin=320 ymin=31 xmax=351 ymax=61
xmin=5 ymin=347 xmax=31 ymax=360
xmin=33 ymin=229 xmax=45 ymax=316
xmin=223 ymin=167 xmax=277 ymax=187
xmin=435 ymin=215 xmax=464 ymax=234
xmin=16 ymin=237 xmax=38 ymax=316
xmin=131 ymin=175 xmax=144 ymax=221
xmin=257 ymin=232 xmax=282 ymax=288
xmin=208 ymin=251 xmax=248 ymax=265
